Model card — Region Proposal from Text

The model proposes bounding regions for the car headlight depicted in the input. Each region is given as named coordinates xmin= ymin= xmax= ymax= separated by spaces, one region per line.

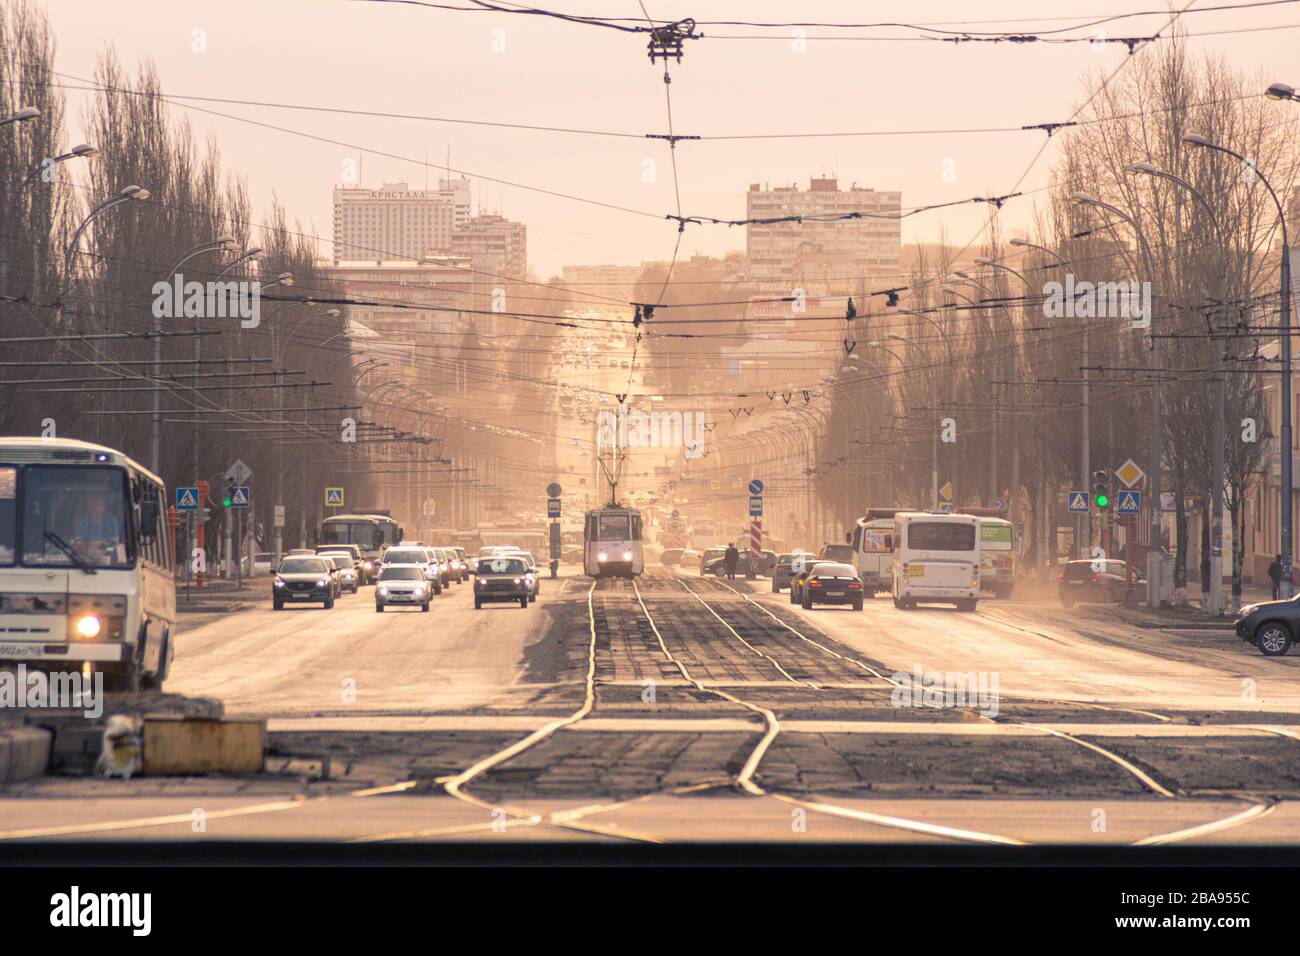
xmin=514 ymin=577 xmax=522 ymax=584
xmin=1239 ymin=604 xmax=1259 ymax=617
xmin=274 ymin=578 xmax=286 ymax=588
xmin=378 ymin=586 xmax=389 ymax=595
xmin=317 ymin=578 xmax=328 ymax=587
xmin=478 ymin=577 xmax=487 ymax=584
xmin=525 ymin=575 xmax=534 ymax=584
xmin=364 ymin=561 xmax=374 ymax=569
xmin=75 ymin=615 xmax=102 ymax=638
xmin=414 ymin=584 xmax=426 ymax=594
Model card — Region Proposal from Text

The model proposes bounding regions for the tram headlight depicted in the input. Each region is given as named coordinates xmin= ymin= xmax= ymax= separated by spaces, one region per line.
xmin=598 ymin=552 xmax=608 ymax=562
xmin=622 ymin=551 xmax=632 ymax=561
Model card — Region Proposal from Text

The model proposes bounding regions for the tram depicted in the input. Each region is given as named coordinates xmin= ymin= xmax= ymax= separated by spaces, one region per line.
xmin=583 ymin=504 xmax=645 ymax=577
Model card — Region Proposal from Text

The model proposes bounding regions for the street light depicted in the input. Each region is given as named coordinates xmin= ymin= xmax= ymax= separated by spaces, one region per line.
xmin=1265 ymin=82 xmax=1297 ymax=102
xmin=1182 ymin=131 xmax=1294 ymax=598
xmin=1071 ymin=190 xmax=1163 ymax=607
xmin=0 ymin=107 xmax=39 ymax=127
xmin=59 ymin=184 xmax=151 ymax=316
xmin=1124 ymin=160 xmax=1231 ymax=614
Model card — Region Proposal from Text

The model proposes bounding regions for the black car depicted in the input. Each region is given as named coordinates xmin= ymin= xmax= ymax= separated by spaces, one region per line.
xmin=1058 ymin=559 xmax=1147 ymax=607
xmin=801 ymin=562 xmax=866 ymax=610
xmin=272 ymin=556 xmax=336 ymax=610
xmin=771 ymin=552 xmax=811 ymax=593
xmin=1235 ymin=597 xmax=1298 ymax=656
xmin=375 ymin=565 xmax=433 ymax=612
xmin=474 ymin=555 xmax=532 ymax=609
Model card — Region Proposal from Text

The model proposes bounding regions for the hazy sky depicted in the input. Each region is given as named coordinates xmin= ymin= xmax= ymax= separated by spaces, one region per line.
xmin=40 ymin=0 xmax=1300 ymax=277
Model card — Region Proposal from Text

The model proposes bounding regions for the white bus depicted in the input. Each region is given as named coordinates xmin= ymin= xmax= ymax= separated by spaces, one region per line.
xmin=852 ymin=511 xmax=898 ymax=595
xmin=891 ymin=511 xmax=981 ymax=611
xmin=0 ymin=438 xmax=175 ymax=690
xmin=978 ymin=517 xmax=1016 ymax=599
xmin=584 ymin=505 xmax=644 ymax=577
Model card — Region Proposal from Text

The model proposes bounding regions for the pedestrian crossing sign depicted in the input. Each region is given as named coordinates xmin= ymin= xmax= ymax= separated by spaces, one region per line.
xmin=176 ymin=486 xmax=199 ymax=511
xmin=1116 ymin=490 xmax=1142 ymax=515
xmin=325 ymin=486 xmax=345 ymax=507
xmin=230 ymin=486 xmax=251 ymax=508
xmin=1067 ymin=491 xmax=1089 ymax=513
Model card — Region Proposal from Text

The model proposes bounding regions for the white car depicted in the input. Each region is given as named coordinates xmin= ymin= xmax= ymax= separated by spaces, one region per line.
xmin=381 ymin=546 xmax=443 ymax=594
xmin=375 ymin=565 xmax=433 ymax=612
xmin=319 ymin=551 xmax=360 ymax=594
xmin=252 ymin=553 xmax=274 ymax=576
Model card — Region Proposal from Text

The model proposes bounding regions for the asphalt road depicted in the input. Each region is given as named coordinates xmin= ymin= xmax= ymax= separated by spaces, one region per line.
xmin=4 ymin=566 xmax=1300 ymax=846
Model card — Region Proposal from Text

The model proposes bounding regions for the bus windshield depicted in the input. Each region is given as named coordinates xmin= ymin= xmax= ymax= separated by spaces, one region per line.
xmin=321 ymin=520 xmax=381 ymax=548
xmin=18 ymin=465 xmax=133 ymax=569
xmin=907 ymin=521 xmax=976 ymax=552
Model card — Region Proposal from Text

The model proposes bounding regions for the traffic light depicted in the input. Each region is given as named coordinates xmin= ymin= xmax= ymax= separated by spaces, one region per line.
xmin=222 ymin=477 xmax=235 ymax=508
xmin=1091 ymin=469 xmax=1112 ymax=509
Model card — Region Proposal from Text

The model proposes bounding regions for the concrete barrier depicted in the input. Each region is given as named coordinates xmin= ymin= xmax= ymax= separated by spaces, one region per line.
xmin=0 ymin=727 xmax=53 ymax=783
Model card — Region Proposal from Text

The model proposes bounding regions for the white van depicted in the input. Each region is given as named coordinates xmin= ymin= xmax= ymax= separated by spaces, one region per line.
xmin=852 ymin=515 xmax=896 ymax=595
xmin=891 ymin=512 xmax=981 ymax=611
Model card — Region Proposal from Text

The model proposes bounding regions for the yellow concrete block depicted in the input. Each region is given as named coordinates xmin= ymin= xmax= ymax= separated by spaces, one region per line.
xmin=141 ymin=713 xmax=265 ymax=775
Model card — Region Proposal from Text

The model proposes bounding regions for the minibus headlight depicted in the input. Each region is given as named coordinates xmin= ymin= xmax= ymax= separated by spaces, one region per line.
xmin=67 ymin=595 xmax=126 ymax=641
xmin=75 ymin=615 xmax=102 ymax=638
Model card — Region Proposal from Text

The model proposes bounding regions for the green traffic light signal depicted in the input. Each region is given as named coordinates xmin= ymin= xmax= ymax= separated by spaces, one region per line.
xmin=222 ymin=497 xmax=232 ymax=507
xmin=1096 ymin=493 xmax=1109 ymax=508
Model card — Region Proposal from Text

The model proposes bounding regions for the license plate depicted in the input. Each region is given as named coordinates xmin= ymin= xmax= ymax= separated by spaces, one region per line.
xmin=906 ymin=564 xmax=925 ymax=576
xmin=826 ymin=590 xmax=844 ymax=596
xmin=0 ymin=643 xmax=42 ymax=657
xmin=290 ymin=593 xmax=311 ymax=599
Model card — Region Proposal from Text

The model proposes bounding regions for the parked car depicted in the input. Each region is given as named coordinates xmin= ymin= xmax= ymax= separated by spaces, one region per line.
xmin=252 ymin=553 xmax=274 ymax=576
xmin=1058 ymin=559 xmax=1147 ymax=607
xmin=474 ymin=554 xmax=533 ymax=609
xmin=699 ymin=547 xmax=726 ymax=574
xmin=272 ymin=556 xmax=337 ymax=610
xmin=801 ymin=562 xmax=866 ymax=611
xmin=1235 ymin=596 xmax=1299 ymax=656
xmin=375 ymin=565 xmax=433 ymax=612
xmin=661 ymin=548 xmax=685 ymax=567
xmin=320 ymin=551 xmax=360 ymax=594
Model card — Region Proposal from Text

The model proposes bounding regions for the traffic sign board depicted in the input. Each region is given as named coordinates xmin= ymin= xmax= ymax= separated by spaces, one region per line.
xmin=1116 ymin=490 xmax=1142 ymax=515
xmin=1115 ymin=458 xmax=1145 ymax=488
xmin=230 ymin=486 xmax=251 ymax=508
xmin=546 ymin=482 xmax=562 ymax=498
xmin=1067 ymin=491 xmax=1090 ymax=513
xmin=225 ymin=458 xmax=253 ymax=486
xmin=324 ymin=486 xmax=345 ymax=507
xmin=748 ymin=479 xmax=764 ymax=496
xmin=939 ymin=481 xmax=953 ymax=501
xmin=749 ymin=495 xmax=763 ymax=516
xmin=547 ymin=497 xmax=561 ymax=518
xmin=176 ymin=486 xmax=199 ymax=511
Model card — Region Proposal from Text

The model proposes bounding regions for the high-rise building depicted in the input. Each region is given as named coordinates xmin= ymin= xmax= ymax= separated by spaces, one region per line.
xmin=451 ymin=213 xmax=528 ymax=285
xmin=560 ymin=264 xmax=642 ymax=304
xmin=745 ymin=177 xmax=902 ymax=294
xmin=332 ymin=178 xmax=472 ymax=263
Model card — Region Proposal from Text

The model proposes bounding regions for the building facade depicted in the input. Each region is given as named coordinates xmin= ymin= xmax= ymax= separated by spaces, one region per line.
xmin=332 ymin=178 xmax=472 ymax=263
xmin=745 ymin=177 xmax=902 ymax=295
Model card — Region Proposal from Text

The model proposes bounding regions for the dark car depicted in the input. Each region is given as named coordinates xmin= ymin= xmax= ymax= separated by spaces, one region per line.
xmin=1235 ymin=596 xmax=1298 ymax=656
xmin=704 ymin=549 xmax=776 ymax=578
xmin=818 ymin=543 xmax=856 ymax=564
xmin=772 ymin=551 xmax=812 ymax=593
xmin=801 ymin=562 xmax=866 ymax=610
xmin=660 ymin=548 xmax=685 ymax=567
xmin=375 ymin=565 xmax=433 ymax=612
xmin=474 ymin=555 xmax=533 ymax=609
xmin=1058 ymin=559 xmax=1147 ymax=607
xmin=272 ymin=556 xmax=336 ymax=610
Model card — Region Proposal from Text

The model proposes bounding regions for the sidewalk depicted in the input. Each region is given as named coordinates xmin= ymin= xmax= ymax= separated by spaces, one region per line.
xmin=175 ymin=576 xmax=262 ymax=615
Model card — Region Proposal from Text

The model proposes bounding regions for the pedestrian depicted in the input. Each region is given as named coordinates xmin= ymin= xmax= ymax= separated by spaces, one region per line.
xmin=723 ymin=544 xmax=739 ymax=581
xmin=1268 ymin=554 xmax=1282 ymax=600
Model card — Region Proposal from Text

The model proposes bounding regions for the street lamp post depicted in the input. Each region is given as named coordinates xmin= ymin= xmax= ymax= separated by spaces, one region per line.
xmin=1071 ymin=191 xmax=1162 ymax=608
xmin=1124 ymin=161 xmax=1231 ymax=614
xmin=1183 ymin=130 xmax=1293 ymax=597
xmin=58 ymin=184 xmax=150 ymax=321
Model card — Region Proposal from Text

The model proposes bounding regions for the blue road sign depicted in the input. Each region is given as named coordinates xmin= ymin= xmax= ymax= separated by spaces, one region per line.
xmin=230 ymin=486 xmax=251 ymax=508
xmin=176 ymin=486 xmax=199 ymax=511
xmin=1116 ymin=490 xmax=1142 ymax=515
xmin=324 ymin=486 xmax=345 ymax=507
xmin=547 ymin=497 xmax=561 ymax=518
xmin=748 ymin=479 xmax=764 ymax=496
xmin=749 ymin=495 xmax=763 ymax=517
xmin=1067 ymin=491 xmax=1089 ymax=513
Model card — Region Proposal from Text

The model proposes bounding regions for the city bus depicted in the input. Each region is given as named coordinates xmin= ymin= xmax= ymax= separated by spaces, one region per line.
xmin=0 ymin=437 xmax=175 ymax=691
xmin=480 ymin=528 xmax=546 ymax=554
xmin=688 ymin=516 xmax=719 ymax=551
xmin=584 ymin=505 xmax=644 ymax=577
xmin=891 ymin=511 xmax=981 ymax=611
xmin=978 ymin=517 xmax=1016 ymax=599
xmin=319 ymin=513 xmax=402 ymax=582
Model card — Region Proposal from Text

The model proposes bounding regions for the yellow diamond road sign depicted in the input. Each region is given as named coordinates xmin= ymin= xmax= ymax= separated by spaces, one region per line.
xmin=1115 ymin=459 xmax=1145 ymax=488
xmin=939 ymin=481 xmax=953 ymax=501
